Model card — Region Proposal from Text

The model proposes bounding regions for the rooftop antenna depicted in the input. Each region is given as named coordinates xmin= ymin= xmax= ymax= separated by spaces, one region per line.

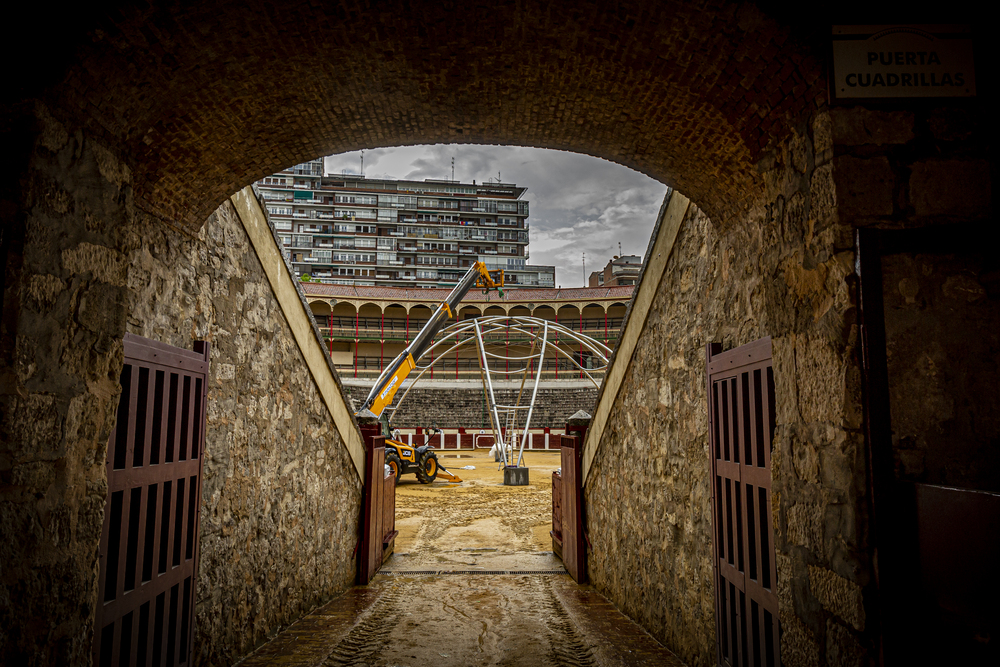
xmin=619 ymin=241 xmax=622 ymax=256
xmin=360 ymin=150 xmax=364 ymax=177
xmin=451 ymin=157 xmax=455 ymax=182
xmin=582 ymin=252 xmax=586 ymax=286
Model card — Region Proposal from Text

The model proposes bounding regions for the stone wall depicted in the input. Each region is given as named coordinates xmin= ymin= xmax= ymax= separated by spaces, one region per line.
xmin=583 ymin=103 xmax=993 ymax=667
xmin=2 ymin=107 xmax=133 ymax=665
xmin=0 ymin=107 xmax=362 ymax=665
xmin=584 ymin=117 xmax=870 ymax=667
xmin=882 ymin=251 xmax=1000 ymax=493
xmin=342 ymin=384 xmax=599 ymax=429
xmin=126 ymin=201 xmax=362 ymax=665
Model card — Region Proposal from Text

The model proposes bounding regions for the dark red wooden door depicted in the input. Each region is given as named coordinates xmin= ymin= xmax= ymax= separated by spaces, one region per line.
xmin=357 ymin=432 xmax=397 ymax=585
xmin=707 ymin=338 xmax=779 ymax=667
xmin=560 ymin=434 xmax=586 ymax=583
xmin=94 ymin=334 xmax=209 ymax=667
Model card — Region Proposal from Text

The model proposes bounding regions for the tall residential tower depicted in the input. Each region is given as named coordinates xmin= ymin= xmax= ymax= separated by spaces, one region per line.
xmin=256 ymin=159 xmax=556 ymax=288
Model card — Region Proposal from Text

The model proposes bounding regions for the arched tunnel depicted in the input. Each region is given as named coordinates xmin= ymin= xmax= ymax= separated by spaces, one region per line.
xmin=1 ymin=1 xmax=994 ymax=665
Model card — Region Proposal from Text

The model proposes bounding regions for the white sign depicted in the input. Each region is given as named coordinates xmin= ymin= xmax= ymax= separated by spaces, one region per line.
xmin=832 ymin=25 xmax=975 ymax=99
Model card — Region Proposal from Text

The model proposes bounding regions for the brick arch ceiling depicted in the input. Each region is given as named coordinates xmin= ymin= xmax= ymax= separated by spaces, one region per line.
xmin=38 ymin=0 xmax=825 ymax=231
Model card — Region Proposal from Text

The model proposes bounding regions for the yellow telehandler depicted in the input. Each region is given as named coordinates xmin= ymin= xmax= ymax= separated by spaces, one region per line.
xmin=355 ymin=262 xmax=504 ymax=483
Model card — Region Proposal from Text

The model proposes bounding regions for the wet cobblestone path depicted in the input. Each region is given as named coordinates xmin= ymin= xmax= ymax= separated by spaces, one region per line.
xmin=238 ymin=452 xmax=685 ymax=666
xmin=239 ymin=573 xmax=685 ymax=667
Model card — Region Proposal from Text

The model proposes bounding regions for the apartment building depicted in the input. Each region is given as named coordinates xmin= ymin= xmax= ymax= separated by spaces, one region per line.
xmin=256 ymin=159 xmax=556 ymax=288
xmin=588 ymin=254 xmax=643 ymax=287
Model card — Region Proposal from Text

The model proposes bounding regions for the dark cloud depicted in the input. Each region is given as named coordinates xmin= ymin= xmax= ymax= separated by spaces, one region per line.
xmin=326 ymin=145 xmax=668 ymax=287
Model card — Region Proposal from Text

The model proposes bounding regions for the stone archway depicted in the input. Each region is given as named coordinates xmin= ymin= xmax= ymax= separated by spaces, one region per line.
xmin=3 ymin=2 xmax=993 ymax=666
xmin=13 ymin=0 xmax=831 ymax=233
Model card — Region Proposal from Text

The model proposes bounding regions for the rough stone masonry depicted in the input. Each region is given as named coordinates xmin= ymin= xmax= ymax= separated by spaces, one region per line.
xmin=0 ymin=106 xmax=361 ymax=665
xmin=0 ymin=2 xmax=993 ymax=665
xmin=584 ymin=102 xmax=992 ymax=667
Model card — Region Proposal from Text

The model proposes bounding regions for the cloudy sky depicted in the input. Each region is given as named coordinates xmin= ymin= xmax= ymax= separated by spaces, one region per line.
xmin=325 ymin=145 xmax=668 ymax=288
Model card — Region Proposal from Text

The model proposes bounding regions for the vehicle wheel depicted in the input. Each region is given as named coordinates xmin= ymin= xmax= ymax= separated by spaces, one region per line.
xmin=385 ymin=451 xmax=402 ymax=485
xmin=416 ymin=450 xmax=438 ymax=484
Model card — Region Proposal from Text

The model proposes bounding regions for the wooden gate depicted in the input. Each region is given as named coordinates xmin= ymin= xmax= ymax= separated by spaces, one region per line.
xmin=559 ymin=433 xmax=586 ymax=583
xmin=707 ymin=338 xmax=779 ymax=667
xmin=550 ymin=469 xmax=563 ymax=559
xmin=357 ymin=430 xmax=397 ymax=584
xmin=94 ymin=334 xmax=209 ymax=667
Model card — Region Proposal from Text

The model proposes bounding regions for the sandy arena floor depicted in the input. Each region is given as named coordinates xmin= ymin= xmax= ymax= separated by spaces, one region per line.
xmin=388 ymin=448 xmax=564 ymax=572
xmin=240 ymin=448 xmax=685 ymax=667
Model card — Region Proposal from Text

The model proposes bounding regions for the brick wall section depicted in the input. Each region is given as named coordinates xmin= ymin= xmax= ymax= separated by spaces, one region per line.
xmin=342 ymin=385 xmax=599 ymax=429
xmin=33 ymin=1 xmax=827 ymax=231
xmin=0 ymin=107 xmax=361 ymax=665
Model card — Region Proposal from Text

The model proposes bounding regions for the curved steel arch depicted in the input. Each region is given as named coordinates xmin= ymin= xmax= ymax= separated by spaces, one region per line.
xmin=386 ymin=316 xmax=612 ymax=468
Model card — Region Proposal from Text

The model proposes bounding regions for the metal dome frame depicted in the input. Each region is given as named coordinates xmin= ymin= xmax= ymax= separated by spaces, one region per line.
xmin=386 ymin=315 xmax=613 ymax=468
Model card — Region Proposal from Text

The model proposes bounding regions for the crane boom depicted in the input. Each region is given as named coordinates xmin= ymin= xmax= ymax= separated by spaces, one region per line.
xmin=359 ymin=262 xmax=503 ymax=419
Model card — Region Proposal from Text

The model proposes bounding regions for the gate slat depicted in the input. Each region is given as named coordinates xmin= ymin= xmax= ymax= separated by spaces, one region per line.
xmin=94 ymin=335 xmax=209 ymax=667
xmin=161 ymin=478 xmax=177 ymax=578
xmin=116 ymin=486 xmax=133 ymax=603
xmin=172 ymin=579 xmax=184 ymax=665
xmin=708 ymin=339 xmax=779 ymax=667
xmin=108 ymin=460 xmax=201 ymax=492
xmin=98 ymin=563 xmax=196 ymax=633
xmin=175 ymin=475 xmax=190 ymax=569
xmin=124 ymin=364 xmax=141 ymax=470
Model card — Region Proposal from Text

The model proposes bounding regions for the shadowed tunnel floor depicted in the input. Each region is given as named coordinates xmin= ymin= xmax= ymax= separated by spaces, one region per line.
xmin=238 ymin=451 xmax=685 ymax=666
xmin=238 ymin=573 xmax=686 ymax=666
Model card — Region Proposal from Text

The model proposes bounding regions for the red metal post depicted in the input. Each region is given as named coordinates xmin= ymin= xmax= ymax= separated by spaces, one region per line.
xmin=505 ymin=316 xmax=510 ymax=379
xmin=555 ymin=327 xmax=559 ymax=379
xmin=580 ymin=310 xmax=584 ymax=379
xmin=380 ymin=311 xmax=384 ymax=371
